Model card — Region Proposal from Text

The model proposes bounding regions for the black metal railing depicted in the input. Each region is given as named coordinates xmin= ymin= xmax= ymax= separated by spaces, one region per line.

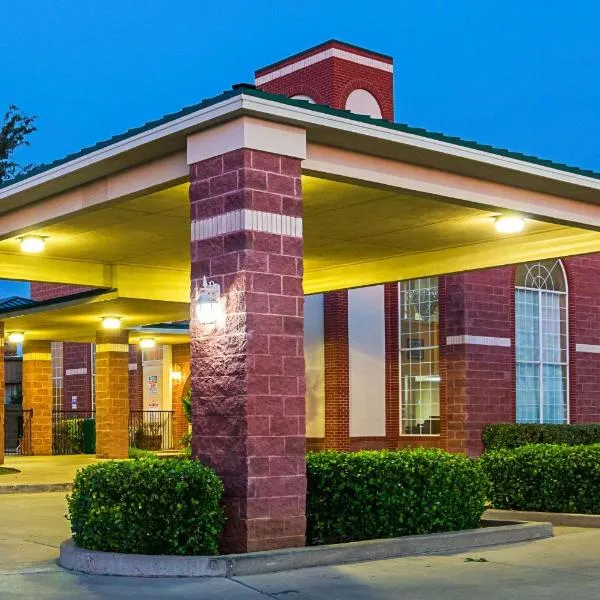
xmin=129 ymin=410 xmax=174 ymax=451
xmin=52 ymin=410 xmax=95 ymax=455
xmin=4 ymin=406 xmax=32 ymax=455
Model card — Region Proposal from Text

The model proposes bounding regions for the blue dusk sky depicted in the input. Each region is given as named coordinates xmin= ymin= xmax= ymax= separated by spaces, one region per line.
xmin=1 ymin=0 xmax=599 ymax=298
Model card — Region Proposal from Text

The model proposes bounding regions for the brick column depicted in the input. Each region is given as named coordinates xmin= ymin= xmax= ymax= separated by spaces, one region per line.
xmin=0 ymin=323 xmax=4 ymax=464
xmin=190 ymin=146 xmax=306 ymax=553
xmin=22 ymin=340 xmax=53 ymax=455
xmin=95 ymin=330 xmax=129 ymax=459
xmin=171 ymin=343 xmax=190 ymax=449
xmin=323 ymin=291 xmax=350 ymax=450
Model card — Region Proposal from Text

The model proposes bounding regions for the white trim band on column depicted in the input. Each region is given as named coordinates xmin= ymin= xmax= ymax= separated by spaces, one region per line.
xmin=191 ymin=209 xmax=302 ymax=241
xmin=255 ymin=48 xmax=393 ymax=86
xmin=128 ymin=363 xmax=138 ymax=371
xmin=96 ymin=343 xmax=129 ymax=354
xmin=575 ymin=343 xmax=600 ymax=354
xmin=446 ymin=335 xmax=511 ymax=348
xmin=23 ymin=352 xmax=52 ymax=361
xmin=66 ymin=368 xmax=88 ymax=376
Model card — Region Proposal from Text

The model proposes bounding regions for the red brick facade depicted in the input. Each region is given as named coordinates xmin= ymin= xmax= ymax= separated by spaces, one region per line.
xmin=62 ymin=343 xmax=93 ymax=411
xmin=255 ymin=40 xmax=394 ymax=121
xmin=189 ymin=147 xmax=306 ymax=553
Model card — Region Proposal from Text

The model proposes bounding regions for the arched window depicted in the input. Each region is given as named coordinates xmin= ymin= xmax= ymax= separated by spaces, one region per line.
xmin=515 ymin=259 xmax=568 ymax=423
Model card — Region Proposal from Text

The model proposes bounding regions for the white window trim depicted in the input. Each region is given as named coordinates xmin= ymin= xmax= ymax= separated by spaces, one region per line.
xmin=515 ymin=260 xmax=570 ymax=424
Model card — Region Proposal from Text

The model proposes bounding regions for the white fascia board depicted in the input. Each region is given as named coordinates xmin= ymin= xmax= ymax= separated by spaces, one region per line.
xmin=239 ymin=95 xmax=600 ymax=193
xmin=0 ymin=95 xmax=245 ymax=201
xmin=3 ymin=91 xmax=600 ymax=204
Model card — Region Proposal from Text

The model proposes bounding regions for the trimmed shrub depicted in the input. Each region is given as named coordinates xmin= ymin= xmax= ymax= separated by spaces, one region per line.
xmin=481 ymin=444 xmax=600 ymax=514
xmin=482 ymin=423 xmax=600 ymax=451
xmin=306 ymin=449 xmax=487 ymax=545
xmin=67 ymin=457 xmax=225 ymax=555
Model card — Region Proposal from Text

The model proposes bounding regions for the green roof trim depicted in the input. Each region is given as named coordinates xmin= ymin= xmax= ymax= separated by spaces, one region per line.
xmin=0 ymin=287 xmax=114 ymax=318
xmin=2 ymin=86 xmax=600 ymax=192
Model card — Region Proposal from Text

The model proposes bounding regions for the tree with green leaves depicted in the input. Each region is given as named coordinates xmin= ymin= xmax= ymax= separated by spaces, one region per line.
xmin=0 ymin=105 xmax=37 ymax=184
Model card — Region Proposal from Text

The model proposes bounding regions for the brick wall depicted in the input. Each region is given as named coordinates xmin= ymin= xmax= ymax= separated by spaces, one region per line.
xmin=564 ymin=255 xmax=600 ymax=422
xmin=30 ymin=283 xmax=95 ymax=301
xmin=443 ymin=268 xmax=515 ymax=455
xmin=128 ymin=345 xmax=143 ymax=412
xmin=63 ymin=343 xmax=92 ymax=411
xmin=172 ymin=343 xmax=190 ymax=448
xmin=255 ymin=40 xmax=394 ymax=121
xmin=322 ymin=290 xmax=349 ymax=450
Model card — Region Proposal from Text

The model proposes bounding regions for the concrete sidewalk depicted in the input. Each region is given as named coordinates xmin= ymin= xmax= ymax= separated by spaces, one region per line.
xmin=2 ymin=492 xmax=600 ymax=599
xmin=0 ymin=456 xmax=101 ymax=492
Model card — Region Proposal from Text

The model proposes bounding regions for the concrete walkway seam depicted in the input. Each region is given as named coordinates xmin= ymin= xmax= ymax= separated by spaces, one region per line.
xmin=0 ymin=483 xmax=72 ymax=494
xmin=59 ymin=520 xmax=553 ymax=578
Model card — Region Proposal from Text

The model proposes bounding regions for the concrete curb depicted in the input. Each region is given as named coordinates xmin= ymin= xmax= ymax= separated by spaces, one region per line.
xmin=59 ymin=519 xmax=552 ymax=578
xmin=0 ymin=483 xmax=72 ymax=494
xmin=485 ymin=509 xmax=600 ymax=528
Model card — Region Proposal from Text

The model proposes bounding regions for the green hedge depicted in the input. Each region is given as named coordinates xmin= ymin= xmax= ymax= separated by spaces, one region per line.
xmin=306 ymin=449 xmax=487 ymax=545
xmin=482 ymin=423 xmax=600 ymax=451
xmin=481 ymin=444 xmax=600 ymax=514
xmin=67 ymin=458 xmax=225 ymax=555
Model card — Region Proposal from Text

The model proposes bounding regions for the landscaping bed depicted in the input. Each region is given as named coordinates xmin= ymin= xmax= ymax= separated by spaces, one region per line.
xmin=481 ymin=443 xmax=600 ymax=514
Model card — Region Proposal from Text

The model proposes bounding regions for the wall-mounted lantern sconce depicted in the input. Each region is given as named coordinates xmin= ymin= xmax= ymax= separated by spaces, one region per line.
xmin=196 ymin=276 xmax=221 ymax=325
xmin=171 ymin=365 xmax=183 ymax=381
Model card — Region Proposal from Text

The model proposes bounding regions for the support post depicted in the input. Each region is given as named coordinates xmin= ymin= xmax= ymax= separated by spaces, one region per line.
xmin=22 ymin=340 xmax=53 ymax=455
xmin=95 ymin=330 xmax=130 ymax=459
xmin=189 ymin=137 xmax=306 ymax=553
xmin=0 ymin=323 xmax=4 ymax=464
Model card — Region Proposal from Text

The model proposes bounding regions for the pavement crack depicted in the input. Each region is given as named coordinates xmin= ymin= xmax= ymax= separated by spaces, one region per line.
xmin=229 ymin=577 xmax=287 ymax=599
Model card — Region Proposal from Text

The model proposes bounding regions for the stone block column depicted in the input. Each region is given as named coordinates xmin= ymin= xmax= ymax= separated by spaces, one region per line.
xmin=0 ymin=323 xmax=4 ymax=464
xmin=95 ymin=330 xmax=130 ymax=459
xmin=23 ymin=340 xmax=53 ymax=455
xmin=188 ymin=117 xmax=307 ymax=553
xmin=171 ymin=343 xmax=190 ymax=449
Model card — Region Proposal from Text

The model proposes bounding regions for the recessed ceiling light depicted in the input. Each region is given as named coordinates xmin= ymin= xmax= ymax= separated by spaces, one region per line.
xmin=7 ymin=332 xmax=25 ymax=343
xmin=495 ymin=216 xmax=525 ymax=234
xmin=139 ymin=338 xmax=156 ymax=349
xmin=20 ymin=235 xmax=46 ymax=253
xmin=101 ymin=316 xmax=122 ymax=330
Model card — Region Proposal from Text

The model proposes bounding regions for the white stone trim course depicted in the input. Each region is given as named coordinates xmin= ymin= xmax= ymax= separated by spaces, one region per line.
xmin=23 ymin=352 xmax=52 ymax=361
xmin=575 ymin=343 xmax=600 ymax=353
xmin=191 ymin=209 xmax=302 ymax=241
xmin=66 ymin=368 xmax=87 ymax=376
xmin=255 ymin=48 xmax=393 ymax=86
xmin=96 ymin=343 xmax=129 ymax=354
xmin=446 ymin=335 xmax=511 ymax=348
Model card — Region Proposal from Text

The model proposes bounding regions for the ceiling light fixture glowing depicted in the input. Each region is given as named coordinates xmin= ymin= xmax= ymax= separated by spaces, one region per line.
xmin=101 ymin=316 xmax=122 ymax=330
xmin=139 ymin=338 xmax=156 ymax=349
xmin=495 ymin=216 xmax=525 ymax=234
xmin=20 ymin=235 xmax=46 ymax=253
xmin=7 ymin=332 xmax=25 ymax=344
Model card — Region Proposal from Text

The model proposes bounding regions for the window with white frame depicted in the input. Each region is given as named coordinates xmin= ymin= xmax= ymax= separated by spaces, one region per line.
xmin=399 ymin=277 xmax=440 ymax=435
xmin=51 ymin=342 xmax=63 ymax=411
xmin=515 ymin=259 xmax=568 ymax=424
